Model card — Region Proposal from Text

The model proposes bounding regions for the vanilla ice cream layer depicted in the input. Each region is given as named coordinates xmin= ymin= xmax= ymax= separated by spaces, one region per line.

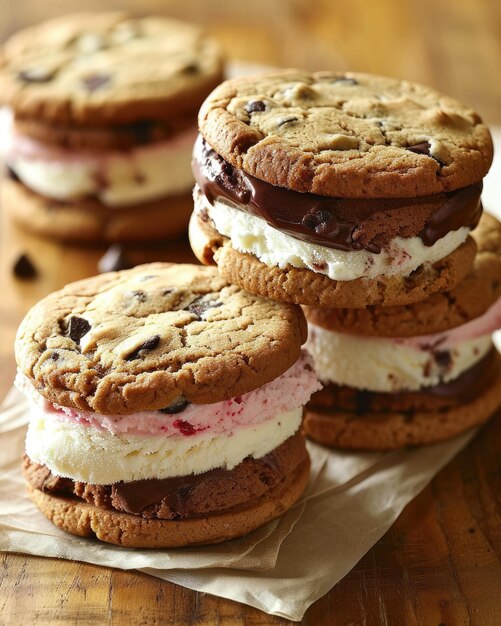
xmin=197 ymin=192 xmax=470 ymax=282
xmin=306 ymin=323 xmax=493 ymax=393
xmin=25 ymin=408 xmax=303 ymax=484
xmin=6 ymin=125 xmax=198 ymax=207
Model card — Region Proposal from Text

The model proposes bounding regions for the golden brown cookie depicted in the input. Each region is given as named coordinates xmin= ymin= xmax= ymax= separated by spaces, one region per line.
xmin=3 ymin=177 xmax=194 ymax=243
xmin=0 ymin=12 xmax=224 ymax=125
xmin=15 ymin=263 xmax=307 ymax=414
xmin=198 ymin=69 xmax=492 ymax=197
xmin=1 ymin=12 xmax=224 ymax=245
xmin=303 ymin=352 xmax=501 ymax=450
xmin=26 ymin=456 xmax=310 ymax=548
xmin=304 ymin=212 xmax=501 ymax=333
xmin=189 ymin=209 xmax=477 ymax=308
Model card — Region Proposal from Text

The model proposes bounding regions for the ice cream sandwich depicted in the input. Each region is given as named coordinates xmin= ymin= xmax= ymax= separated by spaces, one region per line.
xmin=15 ymin=263 xmax=320 ymax=546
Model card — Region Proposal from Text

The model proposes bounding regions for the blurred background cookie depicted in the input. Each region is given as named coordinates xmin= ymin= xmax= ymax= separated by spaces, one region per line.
xmin=0 ymin=12 xmax=224 ymax=242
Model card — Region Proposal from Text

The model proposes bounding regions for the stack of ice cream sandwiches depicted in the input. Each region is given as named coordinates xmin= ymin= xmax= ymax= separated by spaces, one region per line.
xmin=190 ymin=69 xmax=501 ymax=450
xmin=13 ymin=67 xmax=501 ymax=549
xmin=0 ymin=12 xmax=224 ymax=243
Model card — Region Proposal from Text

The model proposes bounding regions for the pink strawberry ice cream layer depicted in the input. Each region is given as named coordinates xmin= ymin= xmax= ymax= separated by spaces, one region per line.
xmin=17 ymin=352 xmax=321 ymax=438
xmin=3 ymin=115 xmax=198 ymax=206
xmin=394 ymin=296 xmax=501 ymax=349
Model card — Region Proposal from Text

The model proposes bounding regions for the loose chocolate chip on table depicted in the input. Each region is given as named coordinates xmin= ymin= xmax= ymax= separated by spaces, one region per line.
xmin=98 ymin=245 xmax=134 ymax=273
xmin=82 ymin=73 xmax=111 ymax=92
xmin=245 ymin=100 xmax=266 ymax=113
xmin=13 ymin=253 xmax=37 ymax=279
xmin=68 ymin=316 xmax=91 ymax=343
xmin=125 ymin=335 xmax=161 ymax=361
xmin=159 ymin=397 xmax=190 ymax=414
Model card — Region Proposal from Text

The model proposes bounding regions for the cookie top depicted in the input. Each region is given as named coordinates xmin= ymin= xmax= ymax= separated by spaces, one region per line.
xmin=304 ymin=212 xmax=501 ymax=336
xmin=0 ymin=12 xmax=224 ymax=125
xmin=15 ymin=263 xmax=307 ymax=414
xmin=199 ymin=69 xmax=493 ymax=197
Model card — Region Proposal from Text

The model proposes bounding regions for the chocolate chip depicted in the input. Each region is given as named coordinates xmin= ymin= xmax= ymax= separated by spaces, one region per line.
xmin=214 ymin=158 xmax=252 ymax=205
xmin=407 ymin=142 xmax=432 ymax=156
xmin=182 ymin=63 xmax=199 ymax=74
xmin=125 ymin=335 xmax=160 ymax=361
xmin=18 ymin=68 xmax=55 ymax=83
xmin=6 ymin=167 xmax=19 ymax=182
xmin=82 ymin=73 xmax=111 ymax=92
xmin=186 ymin=297 xmax=222 ymax=320
xmin=130 ymin=290 xmax=147 ymax=302
xmin=159 ymin=396 xmax=190 ymax=414
xmin=245 ymin=100 xmax=266 ymax=113
xmin=51 ymin=352 xmax=59 ymax=361
xmin=355 ymin=390 xmax=372 ymax=415
xmin=434 ymin=350 xmax=452 ymax=369
xmin=301 ymin=209 xmax=334 ymax=232
xmin=13 ymin=253 xmax=37 ymax=280
xmin=98 ymin=245 xmax=134 ymax=274
xmin=277 ymin=116 xmax=299 ymax=128
xmin=133 ymin=121 xmax=153 ymax=144
xmin=162 ymin=288 xmax=174 ymax=296
xmin=333 ymin=76 xmax=359 ymax=85
xmin=68 ymin=316 xmax=91 ymax=343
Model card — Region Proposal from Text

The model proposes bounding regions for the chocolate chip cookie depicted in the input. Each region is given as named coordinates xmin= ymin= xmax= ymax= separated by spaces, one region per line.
xmin=16 ymin=263 xmax=321 ymax=547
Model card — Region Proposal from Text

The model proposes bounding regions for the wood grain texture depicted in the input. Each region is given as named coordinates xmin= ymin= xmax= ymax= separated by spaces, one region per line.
xmin=1 ymin=0 xmax=501 ymax=623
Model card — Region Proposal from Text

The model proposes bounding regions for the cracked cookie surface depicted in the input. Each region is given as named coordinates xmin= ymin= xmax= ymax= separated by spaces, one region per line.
xmin=15 ymin=263 xmax=307 ymax=414
xmin=199 ymin=69 xmax=492 ymax=197
xmin=0 ymin=12 xmax=224 ymax=124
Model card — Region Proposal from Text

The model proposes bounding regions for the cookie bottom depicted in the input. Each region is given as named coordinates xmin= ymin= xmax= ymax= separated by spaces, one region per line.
xmin=303 ymin=356 xmax=501 ymax=450
xmin=26 ymin=457 xmax=310 ymax=548
xmin=3 ymin=178 xmax=193 ymax=243
xmin=189 ymin=210 xmax=476 ymax=308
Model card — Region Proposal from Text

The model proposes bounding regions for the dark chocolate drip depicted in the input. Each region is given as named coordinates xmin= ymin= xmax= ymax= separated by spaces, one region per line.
xmin=192 ymin=135 xmax=482 ymax=253
xmin=419 ymin=184 xmax=483 ymax=245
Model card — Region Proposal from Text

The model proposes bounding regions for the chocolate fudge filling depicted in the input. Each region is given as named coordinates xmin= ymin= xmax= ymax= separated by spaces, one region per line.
xmin=309 ymin=349 xmax=498 ymax=415
xmin=23 ymin=432 xmax=307 ymax=520
xmin=193 ymin=135 xmax=482 ymax=253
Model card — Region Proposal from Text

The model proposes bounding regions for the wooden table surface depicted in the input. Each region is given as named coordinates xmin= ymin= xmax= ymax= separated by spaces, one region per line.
xmin=1 ymin=1 xmax=501 ymax=624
